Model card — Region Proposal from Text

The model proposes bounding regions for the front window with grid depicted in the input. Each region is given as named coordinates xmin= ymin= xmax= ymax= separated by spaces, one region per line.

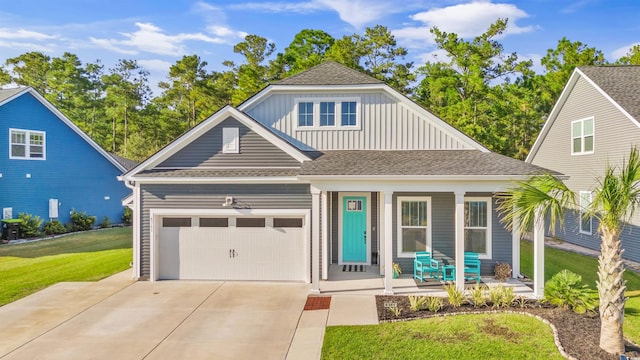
xmin=464 ymin=198 xmax=492 ymax=258
xmin=397 ymin=197 xmax=431 ymax=257
xmin=10 ymin=129 xmax=45 ymax=160
xmin=341 ymin=101 xmax=357 ymax=126
xmin=572 ymin=117 xmax=594 ymax=155
xmin=319 ymin=102 xmax=335 ymax=126
xmin=298 ymin=102 xmax=314 ymax=127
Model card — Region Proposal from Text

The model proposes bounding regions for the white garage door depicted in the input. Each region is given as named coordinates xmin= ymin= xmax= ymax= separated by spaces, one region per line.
xmin=157 ymin=216 xmax=306 ymax=281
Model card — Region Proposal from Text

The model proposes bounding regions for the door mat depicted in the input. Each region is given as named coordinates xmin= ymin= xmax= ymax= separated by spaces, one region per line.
xmin=304 ymin=296 xmax=331 ymax=310
xmin=342 ymin=265 xmax=365 ymax=272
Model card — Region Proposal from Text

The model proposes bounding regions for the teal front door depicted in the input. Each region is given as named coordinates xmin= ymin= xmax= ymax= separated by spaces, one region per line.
xmin=342 ymin=196 xmax=367 ymax=263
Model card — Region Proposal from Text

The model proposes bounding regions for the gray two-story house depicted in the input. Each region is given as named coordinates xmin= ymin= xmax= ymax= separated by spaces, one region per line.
xmin=121 ymin=61 xmax=551 ymax=294
xmin=527 ymin=65 xmax=640 ymax=262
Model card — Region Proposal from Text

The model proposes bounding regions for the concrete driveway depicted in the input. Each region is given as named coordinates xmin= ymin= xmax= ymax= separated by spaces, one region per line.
xmin=0 ymin=271 xmax=309 ymax=359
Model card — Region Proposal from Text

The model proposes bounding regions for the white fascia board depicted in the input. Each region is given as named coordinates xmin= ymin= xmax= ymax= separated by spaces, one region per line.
xmin=123 ymin=106 xmax=310 ymax=180
xmin=132 ymin=176 xmax=308 ymax=184
xmin=298 ymin=174 xmax=533 ymax=181
xmin=5 ymin=88 xmax=127 ymax=172
xmin=150 ymin=208 xmax=310 ymax=217
xmin=526 ymin=69 xmax=582 ymax=163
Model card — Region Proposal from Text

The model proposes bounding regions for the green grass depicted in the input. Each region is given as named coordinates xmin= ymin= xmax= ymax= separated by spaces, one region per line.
xmin=322 ymin=313 xmax=564 ymax=360
xmin=520 ymin=239 xmax=640 ymax=290
xmin=0 ymin=227 xmax=132 ymax=305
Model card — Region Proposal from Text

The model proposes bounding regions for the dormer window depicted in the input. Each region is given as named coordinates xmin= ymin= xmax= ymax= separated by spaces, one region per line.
xmin=222 ymin=127 xmax=239 ymax=154
xmin=296 ymin=98 xmax=360 ymax=129
xmin=10 ymin=128 xmax=46 ymax=160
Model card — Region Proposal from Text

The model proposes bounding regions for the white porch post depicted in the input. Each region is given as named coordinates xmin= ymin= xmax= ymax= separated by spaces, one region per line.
xmin=311 ymin=187 xmax=321 ymax=294
xmin=533 ymin=207 xmax=545 ymax=298
xmin=383 ymin=191 xmax=394 ymax=295
xmin=378 ymin=192 xmax=385 ymax=276
xmin=512 ymin=211 xmax=521 ymax=279
xmin=454 ymin=191 xmax=466 ymax=291
xmin=322 ymin=191 xmax=329 ymax=280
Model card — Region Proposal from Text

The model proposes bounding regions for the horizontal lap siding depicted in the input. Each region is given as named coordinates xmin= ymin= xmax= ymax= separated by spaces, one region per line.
xmin=157 ymin=117 xmax=300 ymax=168
xmin=139 ymin=183 xmax=311 ymax=278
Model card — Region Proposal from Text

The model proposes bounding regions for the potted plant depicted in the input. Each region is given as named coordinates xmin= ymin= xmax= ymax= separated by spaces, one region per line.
xmin=392 ymin=262 xmax=402 ymax=278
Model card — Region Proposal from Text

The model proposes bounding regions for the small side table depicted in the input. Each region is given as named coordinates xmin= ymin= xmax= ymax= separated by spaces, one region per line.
xmin=441 ymin=265 xmax=456 ymax=282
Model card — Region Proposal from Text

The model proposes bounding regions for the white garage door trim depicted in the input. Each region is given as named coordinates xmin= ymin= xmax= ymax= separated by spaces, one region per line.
xmin=149 ymin=208 xmax=311 ymax=282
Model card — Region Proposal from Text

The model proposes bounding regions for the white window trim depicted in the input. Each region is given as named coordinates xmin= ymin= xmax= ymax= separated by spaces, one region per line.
xmin=294 ymin=97 xmax=361 ymax=130
xmin=579 ymin=191 xmax=593 ymax=235
xmin=464 ymin=196 xmax=492 ymax=259
xmin=396 ymin=196 xmax=432 ymax=258
xmin=571 ymin=117 xmax=594 ymax=156
xmin=9 ymin=128 xmax=46 ymax=160
xmin=222 ymin=127 xmax=239 ymax=154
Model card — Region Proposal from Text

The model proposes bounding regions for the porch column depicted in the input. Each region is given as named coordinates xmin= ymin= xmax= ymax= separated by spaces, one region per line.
xmin=311 ymin=187 xmax=321 ymax=294
xmin=512 ymin=211 xmax=521 ymax=279
xmin=322 ymin=191 xmax=329 ymax=280
xmin=454 ymin=191 xmax=466 ymax=291
xmin=382 ymin=191 xmax=394 ymax=295
xmin=533 ymin=207 xmax=545 ymax=298
xmin=378 ymin=192 xmax=385 ymax=276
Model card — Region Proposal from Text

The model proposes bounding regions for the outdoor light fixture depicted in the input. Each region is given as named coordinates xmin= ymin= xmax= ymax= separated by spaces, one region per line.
xmin=222 ymin=195 xmax=235 ymax=207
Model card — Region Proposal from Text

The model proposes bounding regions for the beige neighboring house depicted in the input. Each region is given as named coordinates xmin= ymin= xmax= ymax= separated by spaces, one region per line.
xmin=527 ymin=65 xmax=640 ymax=262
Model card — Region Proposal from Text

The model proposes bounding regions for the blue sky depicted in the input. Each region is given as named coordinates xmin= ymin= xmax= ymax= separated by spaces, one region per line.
xmin=1 ymin=0 xmax=638 ymax=94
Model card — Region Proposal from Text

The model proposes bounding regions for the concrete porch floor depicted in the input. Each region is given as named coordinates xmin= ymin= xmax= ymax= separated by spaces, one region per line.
xmin=318 ymin=264 xmax=537 ymax=298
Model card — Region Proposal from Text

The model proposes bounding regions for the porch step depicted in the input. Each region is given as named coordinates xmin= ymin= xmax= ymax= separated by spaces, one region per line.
xmin=342 ymin=265 xmax=365 ymax=272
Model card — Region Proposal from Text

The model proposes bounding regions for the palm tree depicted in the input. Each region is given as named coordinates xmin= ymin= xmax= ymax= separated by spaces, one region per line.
xmin=497 ymin=147 xmax=640 ymax=355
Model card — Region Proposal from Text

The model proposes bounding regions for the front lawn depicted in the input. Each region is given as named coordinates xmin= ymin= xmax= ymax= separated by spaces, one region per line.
xmin=322 ymin=313 xmax=564 ymax=360
xmin=0 ymin=227 xmax=132 ymax=305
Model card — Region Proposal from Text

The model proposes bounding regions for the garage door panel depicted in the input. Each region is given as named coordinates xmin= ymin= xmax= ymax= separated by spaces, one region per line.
xmin=158 ymin=216 xmax=305 ymax=281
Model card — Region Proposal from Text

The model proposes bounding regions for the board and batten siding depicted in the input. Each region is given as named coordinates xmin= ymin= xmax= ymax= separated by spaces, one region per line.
xmin=530 ymin=74 xmax=640 ymax=262
xmin=139 ymin=183 xmax=311 ymax=278
xmin=157 ymin=117 xmax=300 ymax=168
xmin=244 ymin=91 xmax=475 ymax=151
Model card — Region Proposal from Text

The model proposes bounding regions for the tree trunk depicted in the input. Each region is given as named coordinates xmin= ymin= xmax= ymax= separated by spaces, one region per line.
xmin=598 ymin=228 xmax=627 ymax=354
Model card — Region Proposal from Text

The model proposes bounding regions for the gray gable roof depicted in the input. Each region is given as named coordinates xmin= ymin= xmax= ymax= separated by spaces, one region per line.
xmin=108 ymin=153 xmax=139 ymax=171
xmin=578 ymin=65 xmax=640 ymax=122
xmin=137 ymin=168 xmax=300 ymax=178
xmin=0 ymin=87 xmax=27 ymax=103
xmin=299 ymin=150 xmax=558 ymax=176
xmin=274 ymin=60 xmax=384 ymax=86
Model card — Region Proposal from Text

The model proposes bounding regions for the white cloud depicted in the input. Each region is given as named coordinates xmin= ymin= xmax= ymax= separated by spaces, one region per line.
xmin=0 ymin=40 xmax=54 ymax=53
xmin=415 ymin=48 xmax=450 ymax=64
xmin=0 ymin=28 xmax=58 ymax=40
xmin=394 ymin=1 xmax=535 ymax=48
xmin=90 ymin=22 xmax=226 ymax=56
xmin=227 ymin=1 xmax=323 ymax=13
xmin=207 ymin=25 xmax=248 ymax=41
xmin=611 ymin=42 xmax=640 ymax=60
xmin=138 ymin=59 xmax=173 ymax=72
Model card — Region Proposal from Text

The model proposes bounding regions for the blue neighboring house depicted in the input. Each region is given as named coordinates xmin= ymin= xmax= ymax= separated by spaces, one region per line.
xmin=0 ymin=87 xmax=133 ymax=226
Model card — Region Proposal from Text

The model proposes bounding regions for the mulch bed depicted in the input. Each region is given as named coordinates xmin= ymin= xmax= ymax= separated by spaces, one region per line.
xmin=376 ymin=295 xmax=640 ymax=360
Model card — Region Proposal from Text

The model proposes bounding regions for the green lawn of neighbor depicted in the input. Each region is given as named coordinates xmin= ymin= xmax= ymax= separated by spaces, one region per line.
xmin=0 ymin=227 xmax=132 ymax=306
xmin=322 ymin=313 xmax=564 ymax=360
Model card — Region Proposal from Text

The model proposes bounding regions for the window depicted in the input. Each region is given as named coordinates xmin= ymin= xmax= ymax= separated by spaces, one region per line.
xmin=236 ymin=217 xmax=265 ymax=227
xmin=341 ymin=101 xmax=357 ymax=126
xmin=162 ymin=218 xmax=192 ymax=227
xmin=298 ymin=102 xmax=314 ymax=127
xmin=200 ymin=218 xmax=228 ymax=227
xmin=273 ymin=218 xmax=303 ymax=228
xmin=579 ymin=191 xmax=592 ymax=235
xmin=572 ymin=117 xmax=594 ymax=154
xmin=397 ymin=197 xmax=431 ymax=257
xmin=346 ymin=200 xmax=363 ymax=212
xmin=464 ymin=198 xmax=492 ymax=258
xmin=319 ymin=102 xmax=335 ymax=126
xmin=10 ymin=129 xmax=45 ymax=160
xmin=222 ymin=127 xmax=239 ymax=154
xmin=295 ymin=98 xmax=359 ymax=129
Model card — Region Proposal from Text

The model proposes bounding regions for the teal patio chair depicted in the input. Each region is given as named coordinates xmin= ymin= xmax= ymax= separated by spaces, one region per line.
xmin=413 ymin=251 xmax=440 ymax=282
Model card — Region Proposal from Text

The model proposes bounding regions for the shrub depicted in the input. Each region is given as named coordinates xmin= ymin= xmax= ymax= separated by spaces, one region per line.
xmin=489 ymin=285 xmax=516 ymax=308
xmin=99 ymin=216 xmax=111 ymax=229
xmin=17 ymin=213 xmax=42 ymax=238
xmin=43 ymin=220 xmax=66 ymax=235
xmin=467 ymin=283 xmax=488 ymax=308
xmin=426 ymin=296 xmax=444 ymax=312
xmin=122 ymin=207 xmax=132 ymax=225
xmin=408 ymin=295 xmax=429 ymax=311
xmin=494 ymin=262 xmax=512 ymax=282
xmin=389 ymin=306 xmax=402 ymax=317
xmin=68 ymin=209 xmax=96 ymax=231
xmin=544 ymin=269 xmax=597 ymax=314
xmin=444 ymin=283 xmax=465 ymax=307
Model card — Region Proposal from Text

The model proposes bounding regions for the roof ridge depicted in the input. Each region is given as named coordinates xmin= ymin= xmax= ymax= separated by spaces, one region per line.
xmin=274 ymin=60 xmax=384 ymax=86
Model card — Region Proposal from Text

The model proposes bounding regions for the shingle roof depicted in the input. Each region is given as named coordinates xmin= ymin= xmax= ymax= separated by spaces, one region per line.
xmin=274 ymin=60 xmax=384 ymax=86
xmin=299 ymin=150 xmax=558 ymax=176
xmin=108 ymin=153 xmax=139 ymax=171
xmin=137 ymin=168 xmax=300 ymax=178
xmin=0 ymin=87 xmax=27 ymax=103
xmin=578 ymin=66 xmax=640 ymax=122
